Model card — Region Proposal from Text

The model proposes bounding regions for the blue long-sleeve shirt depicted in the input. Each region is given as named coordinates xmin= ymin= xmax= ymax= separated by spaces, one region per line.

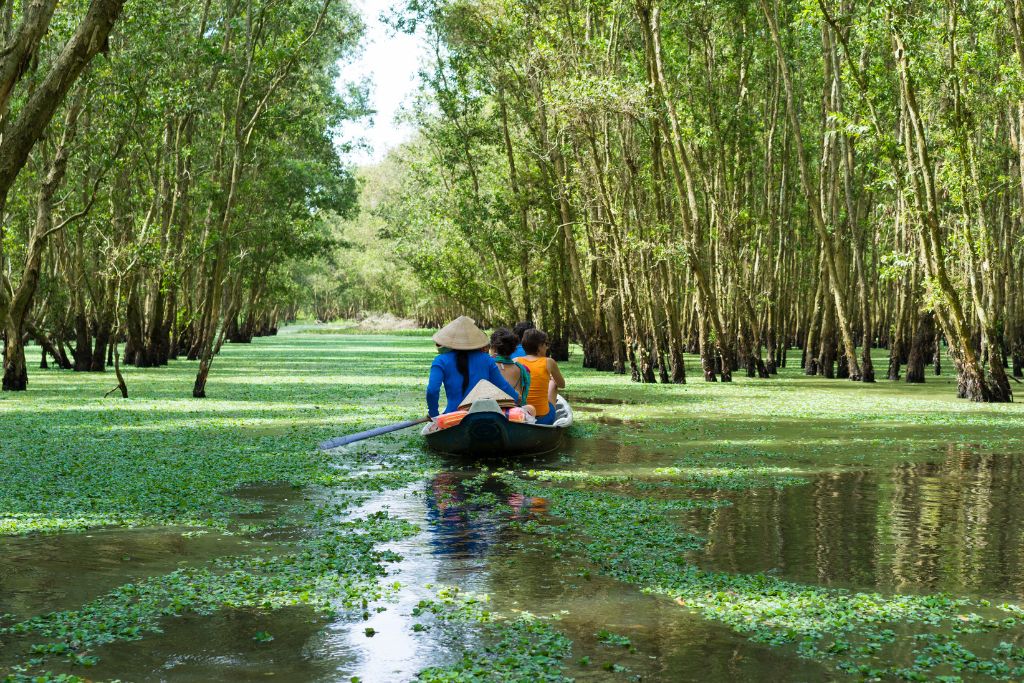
xmin=426 ymin=350 xmax=521 ymax=417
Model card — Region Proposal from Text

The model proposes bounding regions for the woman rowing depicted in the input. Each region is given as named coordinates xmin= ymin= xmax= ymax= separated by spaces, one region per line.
xmin=425 ymin=316 xmax=521 ymax=418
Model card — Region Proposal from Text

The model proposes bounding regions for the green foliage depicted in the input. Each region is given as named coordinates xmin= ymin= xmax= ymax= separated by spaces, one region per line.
xmin=6 ymin=334 xmax=1024 ymax=680
xmin=292 ymin=164 xmax=428 ymax=321
xmin=415 ymin=588 xmax=573 ymax=683
xmin=595 ymin=629 xmax=631 ymax=647
xmin=359 ymin=0 xmax=1024 ymax=408
xmin=1 ymin=0 xmax=369 ymax=394
xmin=0 ymin=332 xmax=439 ymax=678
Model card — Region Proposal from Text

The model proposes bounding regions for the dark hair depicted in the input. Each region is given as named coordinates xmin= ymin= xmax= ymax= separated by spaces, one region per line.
xmin=521 ymin=328 xmax=548 ymax=355
xmin=512 ymin=321 xmax=535 ymax=339
xmin=455 ymin=350 xmax=470 ymax=393
xmin=490 ymin=328 xmax=518 ymax=357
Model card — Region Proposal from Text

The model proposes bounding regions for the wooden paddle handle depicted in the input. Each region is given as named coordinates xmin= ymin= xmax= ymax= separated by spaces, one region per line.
xmin=318 ymin=416 xmax=430 ymax=450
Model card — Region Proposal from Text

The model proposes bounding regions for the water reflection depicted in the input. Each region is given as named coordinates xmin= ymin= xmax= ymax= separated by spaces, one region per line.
xmin=690 ymin=451 xmax=1024 ymax=598
xmin=52 ymin=607 xmax=340 ymax=683
xmin=0 ymin=527 xmax=262 ymax=619
xmin=337 ymin=470 xmax=830 ymax=682
xmin=15 ymin=446 xmax=1024 ymax=681
xmin=426 ymin=472 xmax=547 ymax=557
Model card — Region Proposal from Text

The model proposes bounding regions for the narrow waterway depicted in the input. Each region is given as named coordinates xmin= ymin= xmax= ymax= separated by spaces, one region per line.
xmin=13 ymin=424 xmax=1024 ymax=681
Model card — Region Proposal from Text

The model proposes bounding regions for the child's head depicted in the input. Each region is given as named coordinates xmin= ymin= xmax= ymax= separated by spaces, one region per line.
xmin=489 ymin=327 xmax=519 ymax=357
xmin=521 ymin=328 xmax=549 ymax=356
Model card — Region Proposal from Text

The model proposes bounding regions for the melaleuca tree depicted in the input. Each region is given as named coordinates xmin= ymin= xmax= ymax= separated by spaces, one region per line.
xmin=1 ymin=0 xmax=367 ymax=395
xmin=372 ymin=0 xmax=1024 ymax=401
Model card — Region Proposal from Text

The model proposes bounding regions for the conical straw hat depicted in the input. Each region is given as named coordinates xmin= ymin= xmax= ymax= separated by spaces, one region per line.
xmin=433 ymin=316 xmax=489 ymax=351
xmin=458 ymin=379 xmax=516 ymax=409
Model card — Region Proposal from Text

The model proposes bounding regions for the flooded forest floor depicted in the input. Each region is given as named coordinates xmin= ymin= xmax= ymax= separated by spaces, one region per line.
xmin=3 ymin=328 xmax=1024 ymax=682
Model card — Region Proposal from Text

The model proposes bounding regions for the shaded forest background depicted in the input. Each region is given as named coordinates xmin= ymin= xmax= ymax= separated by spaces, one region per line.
xmin=4 ymin=0 xmax=1024 ymax=403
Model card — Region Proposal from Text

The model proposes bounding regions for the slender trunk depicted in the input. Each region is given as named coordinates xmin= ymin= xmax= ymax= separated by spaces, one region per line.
xmin=760 ymin=0 xmax=861 ymax=380
xmin=639 ymin=2 xmax=734 ymax=381
xmin=892 ymin=27 xmax=993 ymax=401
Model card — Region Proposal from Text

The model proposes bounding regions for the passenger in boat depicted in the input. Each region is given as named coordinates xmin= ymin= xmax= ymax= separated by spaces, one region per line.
xmin=510 ymin=321 xmax=535 ymax=359
xmin=518 ymin=328 xmax=566 ymax=426
xmin=489 ymin=328 xmax=536 ymax=417
xmin=426 ymin=316 xmax=521 ymax=418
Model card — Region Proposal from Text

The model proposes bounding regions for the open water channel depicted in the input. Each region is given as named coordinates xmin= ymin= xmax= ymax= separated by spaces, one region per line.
xmin=3 ymin=405 xmax=1024 ymax=681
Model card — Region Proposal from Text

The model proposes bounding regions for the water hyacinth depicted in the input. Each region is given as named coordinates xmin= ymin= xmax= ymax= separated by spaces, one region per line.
xmin=5 ymin=332 xmax=1024 ymax=680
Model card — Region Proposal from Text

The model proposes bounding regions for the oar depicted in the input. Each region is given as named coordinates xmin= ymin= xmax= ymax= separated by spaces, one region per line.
xmin=318 ymin=417 xmax=430 ymax=450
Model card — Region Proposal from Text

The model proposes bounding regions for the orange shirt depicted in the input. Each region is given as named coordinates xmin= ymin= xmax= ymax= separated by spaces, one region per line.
xmin=518 ymin=356 xmax=551 ymax=417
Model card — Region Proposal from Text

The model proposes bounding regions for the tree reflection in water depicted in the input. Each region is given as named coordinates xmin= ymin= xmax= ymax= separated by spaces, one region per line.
xmin=693 ymin=449 xmax=1024 ymax=598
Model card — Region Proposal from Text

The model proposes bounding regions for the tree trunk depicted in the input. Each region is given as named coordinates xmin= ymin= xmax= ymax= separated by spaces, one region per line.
xmin=193 ymin=245 xmax=227 ymax=398
xmin=91 ymin=320 xmax=110 ymax=372
xmin=891 ymin=25 xmax=1001 ymax=401
xmin=1 ymin=322 xmax=27 ymax=390
xmin=0 ymin=0 xmax=125 ymax=217
xmin=639 ymin=2 xmax=734 ymax=382
xmin=760 ymin=0 xmax=862 ymax=381
xmin=906 ymin=311 xmax=934 ymax=383
xmin=2 ymin=97 xmax=84 ymax=389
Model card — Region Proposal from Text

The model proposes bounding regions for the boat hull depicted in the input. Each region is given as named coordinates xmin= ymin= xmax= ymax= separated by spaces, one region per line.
xmin=424 ymin=397 xmax=572 ymax=457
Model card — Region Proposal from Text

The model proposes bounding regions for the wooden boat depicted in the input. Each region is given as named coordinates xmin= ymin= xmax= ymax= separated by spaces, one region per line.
xmin=422 ymin=396 xmax=573 ymax=457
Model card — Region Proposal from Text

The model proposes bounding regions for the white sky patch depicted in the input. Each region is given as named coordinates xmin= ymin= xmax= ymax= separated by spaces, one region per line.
xmin=336 ymin=0 xmax=425 ymax=166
